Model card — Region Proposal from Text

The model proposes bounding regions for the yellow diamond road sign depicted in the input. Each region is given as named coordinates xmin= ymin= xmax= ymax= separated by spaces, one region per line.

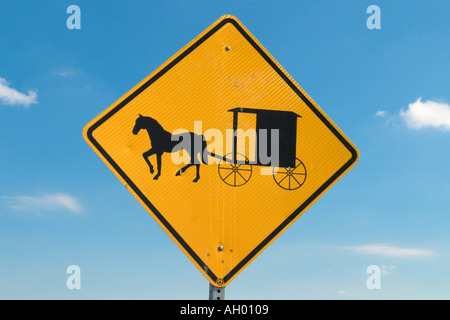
xmin=83 ymin=15 xmax=359 ymax=287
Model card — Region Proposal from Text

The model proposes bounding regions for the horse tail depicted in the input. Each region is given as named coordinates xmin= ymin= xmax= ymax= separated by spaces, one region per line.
xmin=201 ymin=136 xmax=210 ymax=165
xmin=192 ymin=134 xmax=215 ymax=165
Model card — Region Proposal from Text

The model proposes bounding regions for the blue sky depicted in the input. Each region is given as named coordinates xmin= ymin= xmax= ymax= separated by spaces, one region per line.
xmin=0 ymin=0 xmax=449 ymax=299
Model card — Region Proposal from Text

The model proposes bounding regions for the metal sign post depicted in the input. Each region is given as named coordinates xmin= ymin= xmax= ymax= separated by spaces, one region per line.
xmin=209 ymin=283 xmax=225 ymax=300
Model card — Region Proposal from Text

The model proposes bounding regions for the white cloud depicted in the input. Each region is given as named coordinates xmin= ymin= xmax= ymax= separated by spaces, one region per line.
xmin=1 ymin=193 xmax=82 ymax=214
xmin=0 ymin=77 xmax=38 ymax=107
xmin=375 ymin=110 xmax=387 ymax=117
xmin=400 ymin=97 xmax=450 ymax=131
xmin=380 ymin=265 xmax=396 ymax=275
xmin=342 ymin=244 xmax=434 ymax=259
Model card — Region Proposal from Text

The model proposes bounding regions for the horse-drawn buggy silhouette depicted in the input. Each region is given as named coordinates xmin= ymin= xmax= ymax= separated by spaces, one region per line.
xmin=133 ymin=108 xmax=306 ymax=191
xmin=214 ymin=108 xmax=306 ymax=191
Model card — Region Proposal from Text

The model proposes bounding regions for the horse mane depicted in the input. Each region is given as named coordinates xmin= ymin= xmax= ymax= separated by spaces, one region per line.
xmin=141 ymin=116 xmax=172 ymax=140
xmin=143 ymin=116 xmax=164 ymax=131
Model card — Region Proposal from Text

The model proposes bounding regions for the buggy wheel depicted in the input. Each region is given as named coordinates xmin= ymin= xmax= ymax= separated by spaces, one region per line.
xmin=273 ymin=158 xmax=306 ymax=190
xmin=218 ymin=153 xmax=252 ymax=187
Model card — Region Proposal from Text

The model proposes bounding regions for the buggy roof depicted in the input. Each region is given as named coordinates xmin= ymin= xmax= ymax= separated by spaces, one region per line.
xmin=228 ymin=107 xmax=301 ymax=118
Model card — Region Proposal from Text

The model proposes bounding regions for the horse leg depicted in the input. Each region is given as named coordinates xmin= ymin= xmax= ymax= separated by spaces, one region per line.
xmin=176 ymin=164 xmax=193 ymax=176
xmin=153 ymin=153 xmax=162 ymax=180
xmin=143 ymin=149 xmax=155 ymax=174
xmin=193 ymin=164 xmax=200 ymax=183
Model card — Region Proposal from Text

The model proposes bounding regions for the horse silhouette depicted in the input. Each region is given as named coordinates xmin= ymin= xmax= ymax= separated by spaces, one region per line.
xmin=132 ymin=115 xmax=209 ymax=182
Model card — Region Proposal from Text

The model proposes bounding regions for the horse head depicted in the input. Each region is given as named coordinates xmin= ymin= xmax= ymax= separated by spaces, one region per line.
xmin=133 ymin=114 xmax=145 ymax=135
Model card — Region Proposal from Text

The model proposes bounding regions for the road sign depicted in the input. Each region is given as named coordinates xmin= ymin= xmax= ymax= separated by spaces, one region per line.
xmin=83 ymin=15 xmax=359 ymax=287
